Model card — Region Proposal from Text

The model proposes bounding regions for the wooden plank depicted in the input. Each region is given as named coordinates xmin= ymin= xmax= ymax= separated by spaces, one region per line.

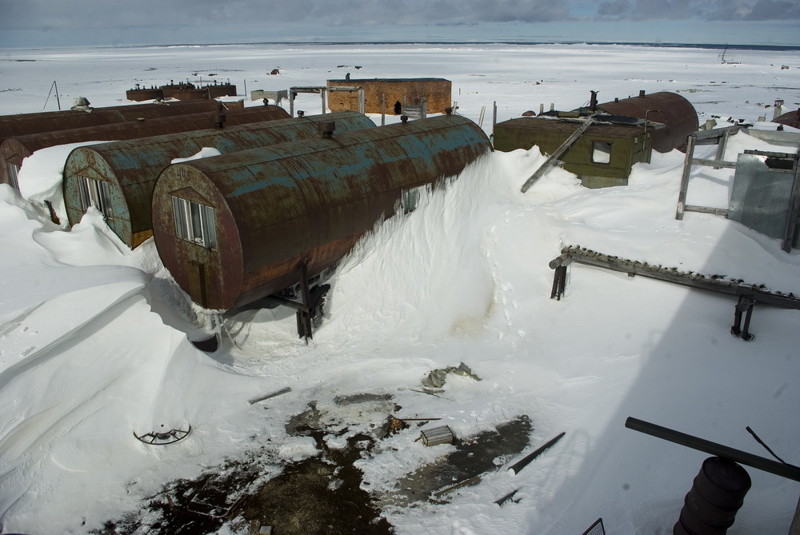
xmin=683 ymin=205 xmax=729 ymax=216
xmin=690 ymin=157 xmax=738 ymax=169
xmin=521 ymin=117 xmax=594 ymax=193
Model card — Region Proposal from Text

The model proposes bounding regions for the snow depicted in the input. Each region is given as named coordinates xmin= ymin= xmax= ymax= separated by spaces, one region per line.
xmin=0 ymin=42 xmax=799 ymax=534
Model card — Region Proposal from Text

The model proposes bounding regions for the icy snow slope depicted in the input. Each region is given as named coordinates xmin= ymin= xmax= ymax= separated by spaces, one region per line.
xmin=1 ymin=138 xmax=799 ymax=534
xmin=0 ymin=42 xmax=799 ymax=534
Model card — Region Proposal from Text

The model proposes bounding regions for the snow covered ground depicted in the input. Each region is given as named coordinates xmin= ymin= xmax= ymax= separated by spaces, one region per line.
xmin=0 ymin=43 xmax=799 ymax=534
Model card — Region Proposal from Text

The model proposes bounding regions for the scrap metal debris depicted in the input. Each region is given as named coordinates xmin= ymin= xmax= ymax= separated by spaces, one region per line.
xmin=385 ymin=416 xmax=442 ymax=437
xmin=419 ymin=425 xmax=455 ymax=447
xmin=134 ymin=424 xmax=191 ymax=445
xmin=507 ymin=431 xmax=566 ymax=474
xmin=248 ymin=386 xmax=292 ymax=405
xmin=421 ymin=362 xmax=481 ymax=390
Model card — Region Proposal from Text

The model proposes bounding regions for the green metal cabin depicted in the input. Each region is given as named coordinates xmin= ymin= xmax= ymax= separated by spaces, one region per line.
xmin=493 ymin=115 xmax=653 ymax=188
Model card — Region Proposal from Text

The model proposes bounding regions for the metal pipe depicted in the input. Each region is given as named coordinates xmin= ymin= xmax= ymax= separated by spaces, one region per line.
xmin=625 ymin=417 xmax=800 ymax=482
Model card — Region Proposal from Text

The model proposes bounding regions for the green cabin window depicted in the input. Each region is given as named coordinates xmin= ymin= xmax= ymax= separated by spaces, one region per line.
xmin=171 ymin=196 xmax=217 ymax=249
xmin=592 ymin=141 xmax=612 ymax=164
xmin=78 ymin=176 xmax=113 ymax=218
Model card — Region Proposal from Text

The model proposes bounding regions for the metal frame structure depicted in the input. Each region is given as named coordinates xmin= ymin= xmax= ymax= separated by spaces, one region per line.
xmin=549 ymin=245 xmax=800 ymax=341
xmin=289 ymin=85 xmax=365 ymax=116
xmin=676 ymin=127 xmax=800 ymax=253
xmin=675 ymin=125 xmax=740 ymax=220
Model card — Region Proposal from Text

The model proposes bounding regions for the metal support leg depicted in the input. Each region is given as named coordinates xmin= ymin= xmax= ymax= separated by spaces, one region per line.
xmin=296 ymin=262 xmax=313 ymax=342
xmin=551 ymin=265 xmax=567 ymax=300
xmin=731 ymin=295 xmax=756 ymax=341
xmin=293 ymin=262 xmax=331 ymax=343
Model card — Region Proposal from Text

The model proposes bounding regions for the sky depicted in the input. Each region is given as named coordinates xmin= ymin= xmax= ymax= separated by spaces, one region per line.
xmin=1 ymin=0 xmax=799 ymax=48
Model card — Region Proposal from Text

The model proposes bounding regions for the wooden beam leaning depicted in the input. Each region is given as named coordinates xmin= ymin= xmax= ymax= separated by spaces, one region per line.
xmin=521 ymin=116 xmax=594 ymax=193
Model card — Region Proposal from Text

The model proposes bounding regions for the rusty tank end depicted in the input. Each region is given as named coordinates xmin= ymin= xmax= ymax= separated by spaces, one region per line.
xmin=774 ymin=109 xmax=800 ymax=129
xmin=1 ymin=105 xmax=290 ymax=187
xmin=151 ymin=114 xmax=492 ymax=311
xmin=597 ymin=91 xmax=699 ymax=152
xmin=63 ymin=112 xmax=375 ymax=248
xmin=0 ymin=100 xmax=225 ymax=140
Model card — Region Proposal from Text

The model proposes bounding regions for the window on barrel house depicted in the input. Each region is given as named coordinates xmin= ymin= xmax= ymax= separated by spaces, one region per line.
xmin=400 ymin=184 xmax=431 ymax=213
xmin=6 ymin=163 xmax=20 ymax=190
xmin=172 ymin=196 xmax=217 ymax=249
xmin=78 ymin=176 xmax=113 ymax=218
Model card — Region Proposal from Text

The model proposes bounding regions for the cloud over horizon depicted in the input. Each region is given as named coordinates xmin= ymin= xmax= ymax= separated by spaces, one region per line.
xmin=1 ymin=0 xmax=798 ymax=46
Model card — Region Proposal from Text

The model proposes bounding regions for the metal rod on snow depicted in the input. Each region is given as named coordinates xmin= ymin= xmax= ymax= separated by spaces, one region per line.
xmin=625 ymin=417 xmax=800 ymax=481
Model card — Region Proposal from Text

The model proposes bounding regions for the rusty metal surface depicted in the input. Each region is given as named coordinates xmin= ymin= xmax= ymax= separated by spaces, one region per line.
xmin=1 ymin=106 xmax=290 ymax=186
xmin=775 ymin=109 xmax=800 ymax=129
xmin=597 ymin=92 xmax=698 ymax=152
xmin=126 ymin=87 xmax=164 ymax=101
xmin=63 ymin=112 xmax=375 ymax=248
xmin=0 ymin=100 xmax=224 ymax=141
xmin=151 ymin=114 xmax=492 ymax=310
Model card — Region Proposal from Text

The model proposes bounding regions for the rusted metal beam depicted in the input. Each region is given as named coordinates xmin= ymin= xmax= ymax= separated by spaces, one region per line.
xmin=551 ymin=245 xmax=800 ymax=310
xmin=625 ymin=417 xmax=800 ymax=482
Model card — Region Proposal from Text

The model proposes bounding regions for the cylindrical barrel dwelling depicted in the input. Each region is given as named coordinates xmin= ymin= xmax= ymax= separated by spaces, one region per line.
xmin=0 ymin=100 xmax=226 ymax=140
xmin=1 ymin=105 xmax=290 ymax=187
xmin=126 ymin=87 xmax=165 ymax=101
xmin=597 ymin=91 xmax=698 ymax=152
xmin=171 ymin=88 xmax=211 ymax=101
xmin=774 ymin=109 xmax=800 ymax=129
xmin=205 ymin=83 xmax=237 ymax=99
xmin=63 ymin=112 xmax=376 ymax=248
xmin=151 ymin=115 xmax=492 ymax=310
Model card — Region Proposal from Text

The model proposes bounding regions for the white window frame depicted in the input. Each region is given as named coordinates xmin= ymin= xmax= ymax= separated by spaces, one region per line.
xmin=171 ymin=196 xmax=217 ymax=249
xmin=78 ymin=176 xmax=113 ymax=218
xmin=400 ymin=184 xmax=430 ymax=213
xmin=6 ymin=162 xmax=20 ymax=191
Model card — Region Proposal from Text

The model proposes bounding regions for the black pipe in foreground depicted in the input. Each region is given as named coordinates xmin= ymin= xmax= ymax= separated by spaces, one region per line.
xmin=625 ymin=417 xmax=800 ymax=482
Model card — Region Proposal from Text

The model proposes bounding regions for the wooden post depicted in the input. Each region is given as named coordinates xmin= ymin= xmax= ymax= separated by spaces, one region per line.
xmin=320 ymin=89 xmax=326 ymax=114
xmin=675 ymin=134 xmax=696 ymax=220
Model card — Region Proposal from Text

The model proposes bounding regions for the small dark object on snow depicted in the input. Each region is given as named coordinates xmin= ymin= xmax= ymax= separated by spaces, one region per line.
xmin=134 ymin=424 xmax=191 ymax=445
xmin=248 ymin=386 xmax=292 ymax=405
xmin=494 ymin=488 xmax=520 ymax=506
xmin=191 ymin=334 xmax=219 ymax=352
xmin=508 ymin=431 xmax=566 ymax=474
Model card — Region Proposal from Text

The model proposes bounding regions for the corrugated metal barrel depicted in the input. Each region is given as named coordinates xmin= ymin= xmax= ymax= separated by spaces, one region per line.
xmin=63 ymin=112 xmax=376 ymax=248
xmin=1 ymin=105 xmax=290 ymax=187
xmin=674 ymin=457 xmax=751 ymax=535
xmin=0 ymin=100 xmax=225 ymax=140
xmin=151 ymin=114 xmax=492 ymax=310
xmin=597 ymin=91 xmax=698 ymax=152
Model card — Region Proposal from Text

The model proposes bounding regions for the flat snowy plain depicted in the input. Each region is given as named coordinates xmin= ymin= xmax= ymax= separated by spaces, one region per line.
xmin=0 ymin=42 xmax=799 ymax=534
